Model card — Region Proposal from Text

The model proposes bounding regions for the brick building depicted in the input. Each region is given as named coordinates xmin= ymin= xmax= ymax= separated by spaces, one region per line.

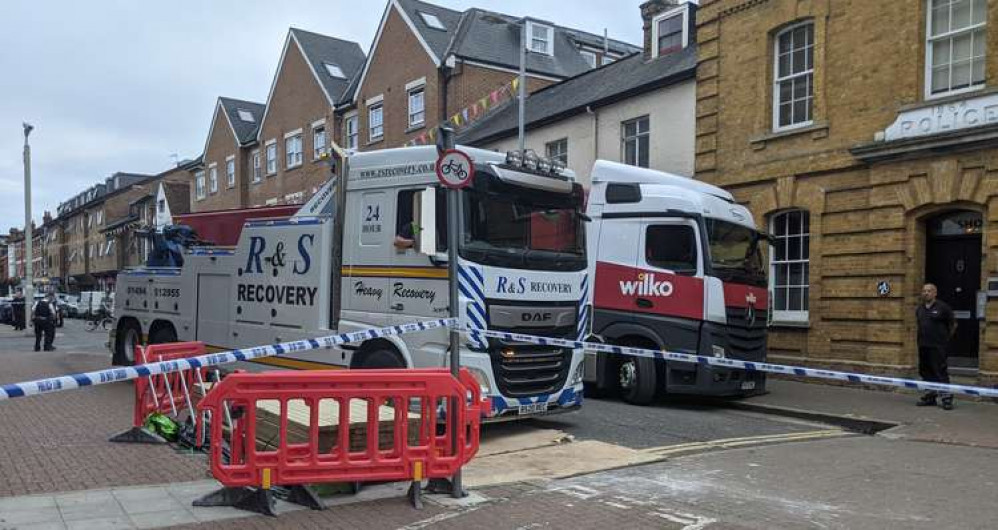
xmin=192 ymin=98 xmax=265 ymax=212
xmin=252 ymin=29 xmax=365 ymax=207
xmin=696 ymin=0 xmax=998 ymax=383
xmin=339 ymin=0 xmax=639 ymax=152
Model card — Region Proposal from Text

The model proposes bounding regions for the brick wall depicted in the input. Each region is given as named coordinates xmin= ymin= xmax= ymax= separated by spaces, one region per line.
xmin=353 ymin=7 xmax=441 ymax=150
xmin=195 ymin=109 xmax=244 ymax=212
xmin=253 ymin=42 xmax=334 ymax=207
xmin=697 ymin=0 xmax=998 ymax=382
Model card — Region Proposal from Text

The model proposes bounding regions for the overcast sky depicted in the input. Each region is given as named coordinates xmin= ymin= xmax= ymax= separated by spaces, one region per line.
xmin=0 ymin=0 xmax=658 ymax=233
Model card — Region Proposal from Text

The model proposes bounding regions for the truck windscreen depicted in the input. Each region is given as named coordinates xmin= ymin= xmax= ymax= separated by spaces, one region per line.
xmin=462 ymin=187 xmax=585 ymax=272
xmin=705 ymin=218 xmax=766 ymax=287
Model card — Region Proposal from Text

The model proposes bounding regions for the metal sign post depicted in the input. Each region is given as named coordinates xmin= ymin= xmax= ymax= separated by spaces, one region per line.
xmin=435 ymin=129 xmax=472 ymax=499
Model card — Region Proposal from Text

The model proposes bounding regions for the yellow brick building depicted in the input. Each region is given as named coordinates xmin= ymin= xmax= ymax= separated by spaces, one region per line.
xmin=696 ymin=0 xmax=998 ymax=384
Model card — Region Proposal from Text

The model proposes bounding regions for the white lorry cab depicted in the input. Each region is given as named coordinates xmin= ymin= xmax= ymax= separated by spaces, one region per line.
xmin=584 ymin=161 xmax=769 ymax=404
xmin=111 ymin=145 xmax=589 ymax=421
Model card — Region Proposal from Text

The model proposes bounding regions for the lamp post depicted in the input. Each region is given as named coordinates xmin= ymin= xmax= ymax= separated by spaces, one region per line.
xmin=22 ymin=122 xmax=34 ymax=333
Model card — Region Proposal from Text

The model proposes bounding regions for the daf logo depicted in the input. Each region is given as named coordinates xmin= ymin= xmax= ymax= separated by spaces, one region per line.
xmin=522 ymin=312 xmax=552 ymax=323
xmin=745 ymin=292 xmax=757 ymax=326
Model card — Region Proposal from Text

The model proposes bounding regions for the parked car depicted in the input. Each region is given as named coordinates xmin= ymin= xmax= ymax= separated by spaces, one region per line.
xmin=57 ymin=293 xmax=80 ymax=318
xmin=0 ymin=297 xmax=12 ymax=324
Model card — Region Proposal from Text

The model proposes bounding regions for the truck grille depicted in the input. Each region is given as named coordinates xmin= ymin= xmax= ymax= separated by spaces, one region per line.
xmin=490 ymin=345 xmax=571 ymax=398
xmin=724 ymin=306 xmax=768 ymax=360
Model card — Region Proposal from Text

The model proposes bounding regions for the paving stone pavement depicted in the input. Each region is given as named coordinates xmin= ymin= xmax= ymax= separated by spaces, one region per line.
xmin=0 ymin=337 xmax=209 ymax=498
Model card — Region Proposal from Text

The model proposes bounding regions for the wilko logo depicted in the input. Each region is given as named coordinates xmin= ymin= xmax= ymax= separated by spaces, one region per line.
xmin=619 ymin=273 xmax=674 ymax=297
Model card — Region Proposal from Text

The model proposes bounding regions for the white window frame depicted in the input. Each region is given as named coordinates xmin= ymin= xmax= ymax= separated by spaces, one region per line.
xmin=265 ymin=140 xmax=278 ymax=175
xmin=621 ymin=116 xmax=650 ymax=168
xmin=345 ymin=114 xmax=359 ymax=150
xmin=925 ymin=0 xmax=987 ymax=99
xmin=580 ymin=50 xmax=597 ymax=68
xmin=545 ymin=138 xmax=568 ymax=164
xmin=312 ymin=120 xmax=327 ymax=160
xmin=527 ymin=21 xmax=554 ymax=56
xmin=225 ymin=155 xmax=235 ymax=189
xmin=769 ymin=209 xmax=810 ymax=324
xmin=285 ymin=129 xmax=303 ymax=169
xmin=369 ymin=103 xmax=384 ymax=141
xmin=251 ymin=150 xmax=262 ymax=183
xmin=772 ymin=21 xmax=815 ymax=132
xmin=407 ymin=82 xmax=425 ymax=128
xmin=195 ymin=170 xmax=206 ymax=200
xmin=651 ymin=5 xmax=689 ymax=58
xmin=208 ymin=163 xmax=218 ymax=194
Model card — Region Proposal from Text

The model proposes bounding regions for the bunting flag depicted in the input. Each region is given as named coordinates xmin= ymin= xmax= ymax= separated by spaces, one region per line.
xmin=511 ymin=77 xmax=520 ymax=92
xmin=462 ymin=108 xmax=470 ymax=122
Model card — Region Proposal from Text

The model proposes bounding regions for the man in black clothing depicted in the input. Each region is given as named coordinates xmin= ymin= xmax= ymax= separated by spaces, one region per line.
xmin=915 ymin=283 xmax=956 ymax=410
xmin=32 ymin=292 xmax=57 ymax=352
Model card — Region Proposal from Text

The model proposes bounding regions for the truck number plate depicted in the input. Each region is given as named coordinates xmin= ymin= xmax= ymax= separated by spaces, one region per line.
xmin=518 ymin=402 xmax=549 ymax=415
xmin=741 ymin=381 xmax=756 ymax=391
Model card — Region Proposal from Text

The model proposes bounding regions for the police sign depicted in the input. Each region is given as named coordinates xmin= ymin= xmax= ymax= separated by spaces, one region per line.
xmin=435 ymin=149 xmax=474 ymax=189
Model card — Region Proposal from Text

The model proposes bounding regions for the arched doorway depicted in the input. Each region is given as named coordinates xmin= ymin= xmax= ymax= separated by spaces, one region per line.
xmin=924 ymin=209 xmax=982 ymax=368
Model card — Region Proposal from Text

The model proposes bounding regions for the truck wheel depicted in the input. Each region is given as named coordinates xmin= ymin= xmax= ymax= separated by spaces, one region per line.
xmin=114 ymin=323 xmax=141 ymax=366
xmin=618 ymin=355 xmax=657 ymax=405
xmin=358 ymin=348 xmax=405 ymax=369
xmin=149 ymin=326 xmax=177 ymax=344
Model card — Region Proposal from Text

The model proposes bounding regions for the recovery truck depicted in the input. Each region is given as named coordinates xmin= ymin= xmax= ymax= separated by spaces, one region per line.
xmin=583 ymin=161 xmax=769 ymax=405
xmin=110 ymin=145 xmax=589 ymax=421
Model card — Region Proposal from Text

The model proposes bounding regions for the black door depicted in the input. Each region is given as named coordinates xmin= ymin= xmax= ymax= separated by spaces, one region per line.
xmin=925 ymin=233 xmax=981 ymax=363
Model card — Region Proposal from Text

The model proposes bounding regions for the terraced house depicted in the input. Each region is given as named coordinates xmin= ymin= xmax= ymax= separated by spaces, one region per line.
xmin=340 ymin=0 xmax=639 ymax=151
xmin=696 ymin=0 xmax=998 ymax=384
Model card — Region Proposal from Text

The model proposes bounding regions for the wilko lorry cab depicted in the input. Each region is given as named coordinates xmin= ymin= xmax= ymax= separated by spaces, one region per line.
xmin=111 ymin=145 xmax=588 ymax=421
xmin=584 ymin=161 xmax=769 ymax=404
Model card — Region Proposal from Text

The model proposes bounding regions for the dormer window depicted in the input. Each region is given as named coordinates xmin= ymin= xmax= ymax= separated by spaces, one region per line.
xmin=323 ymin=62 xmax=345 ymax=79
xmin=527 ymin=21 xmax=554 ymax=56
xmin=420 ymin=11 xmax=446 ymax=31
xmin=652 ymin=5 xmax=688 ymax=57
xmin=580 ymin=50 xmax=597 ymax=68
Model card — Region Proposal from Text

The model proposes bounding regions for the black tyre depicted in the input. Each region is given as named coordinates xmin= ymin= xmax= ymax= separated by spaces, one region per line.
xmin=617 ymin=355 xmax=657 ymax=405
xmin=148 ymin=325 xmax=178 ymax=345
xmin=358 ymin=347 xmax=405 ymax=369
xmin=114 ymin=322 xmax=142 ymax=366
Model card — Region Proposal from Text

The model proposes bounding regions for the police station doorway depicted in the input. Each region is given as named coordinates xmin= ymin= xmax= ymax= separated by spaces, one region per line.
xmin=925 ymin=210 xmax=982 ymax=368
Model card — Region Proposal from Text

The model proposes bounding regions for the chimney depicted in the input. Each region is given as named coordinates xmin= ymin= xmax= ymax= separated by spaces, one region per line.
xmin=43 ymin=211 xmax=53 ymax=225
xmin=641 ymin=0 xmax=681 ymax=60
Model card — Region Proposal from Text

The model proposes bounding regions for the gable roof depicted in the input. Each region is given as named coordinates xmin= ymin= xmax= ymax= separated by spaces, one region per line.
xmin=345 ymin=0 xmax=640 ymax=105
xmin=458 ymin=46 xmax=697 ymax=145
xmin=292 ymin=28 xmax=367 ymax=104
xmin=218 ymin=97 xmax=265 ymax=145
xmin=258 ymin=28 xmax=366 ymax=138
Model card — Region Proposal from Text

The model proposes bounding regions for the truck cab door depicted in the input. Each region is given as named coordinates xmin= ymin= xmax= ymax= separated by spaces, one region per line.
xmin=637 ymin=219 xmax=704 ymax=353
xmin=389 ymin=186 xmax=449 ymax=324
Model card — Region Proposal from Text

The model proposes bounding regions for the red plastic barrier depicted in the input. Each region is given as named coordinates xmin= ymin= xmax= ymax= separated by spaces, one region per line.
xmin=132 ymin=341 xmax=208 ymax=429
xmin=197 ymin=368 xmax=483 ymax=489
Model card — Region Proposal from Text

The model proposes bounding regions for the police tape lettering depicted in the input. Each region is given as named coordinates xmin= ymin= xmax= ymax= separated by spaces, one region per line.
xmin=0 ymin=319 xmax=455 ymax=401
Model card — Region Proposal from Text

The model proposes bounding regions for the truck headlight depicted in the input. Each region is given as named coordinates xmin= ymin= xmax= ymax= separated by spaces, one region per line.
xmin=468 ymin=367 xmax=492 ymax=395
xmin=570 ymin=361 xmax=585 ymax=385
xmin=712 ymin=345 xmax=726 ymax=358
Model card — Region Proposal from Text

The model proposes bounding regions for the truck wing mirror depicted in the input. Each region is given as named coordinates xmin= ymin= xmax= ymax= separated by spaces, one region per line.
xmin=416 ymin=187 xmax=437 ymax=257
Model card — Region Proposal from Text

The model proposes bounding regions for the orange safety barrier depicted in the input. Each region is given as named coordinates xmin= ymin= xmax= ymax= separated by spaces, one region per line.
xmin=193 ymin=368 xmax=483 ymax=516
xmin=109 ymin=341 xmax=208 ymax=444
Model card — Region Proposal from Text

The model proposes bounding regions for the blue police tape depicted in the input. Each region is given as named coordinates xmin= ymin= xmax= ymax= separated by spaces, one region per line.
xmin=0 ymin=318 xmax=456 ymax=401
xmin=462 ymin=327 xmax=998 ymax=399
